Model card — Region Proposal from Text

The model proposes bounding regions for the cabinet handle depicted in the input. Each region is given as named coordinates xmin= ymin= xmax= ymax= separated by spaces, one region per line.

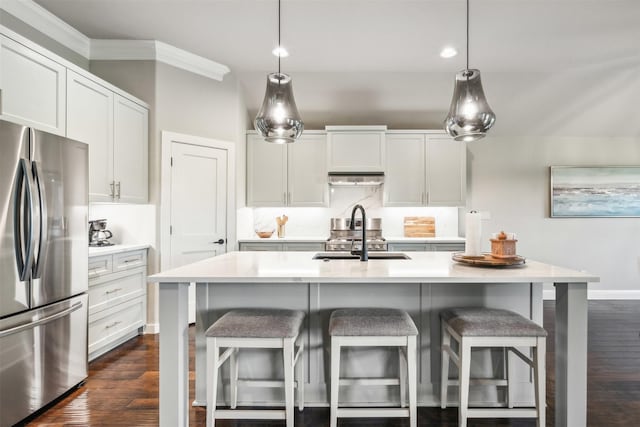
xmin=426 ymin=192 xmax=430 ymax=205
xmin=288 ymin=192 xmax=291 ymax=205
xmin=105 ymin=321 xmax=122 ymax=329
xmin=105 ymin=288 xmax=123 ymax=295
xmin=109 ymin=181 xmax=115 ymax=199
xmin=122 ymin=258 xmax=138 ymax=264
xmin=115 ymin=181 xmax=121 ymax=200
xmin=283 ymin=192 xmax=287 ymax=204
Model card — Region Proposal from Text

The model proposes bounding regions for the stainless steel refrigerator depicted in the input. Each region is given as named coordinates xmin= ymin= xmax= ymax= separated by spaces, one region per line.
xmin=0 ymin=120 xmax=88 ymax=427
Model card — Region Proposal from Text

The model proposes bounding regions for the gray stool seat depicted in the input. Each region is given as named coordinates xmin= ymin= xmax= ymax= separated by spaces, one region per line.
xmin=441 ymin=307 xmax=547 ymax=337
xmin=206 ymin=309 xmax=305 ymax=338
xmin=329 ymin=308 xmax=418 ymax=337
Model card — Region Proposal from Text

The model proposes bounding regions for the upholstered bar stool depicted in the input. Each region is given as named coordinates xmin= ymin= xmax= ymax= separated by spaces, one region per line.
xmin=205 ymin=309 xmax=305 ymax=427
xmin=329 ymin=308 xmax=418 ymax=427
xmin=440 ymin=307 xmax=547 ymax=427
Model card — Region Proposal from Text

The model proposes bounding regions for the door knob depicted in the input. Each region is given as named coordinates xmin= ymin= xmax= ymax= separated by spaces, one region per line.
xmin=211 ymin=239 xmax=225 ymax=245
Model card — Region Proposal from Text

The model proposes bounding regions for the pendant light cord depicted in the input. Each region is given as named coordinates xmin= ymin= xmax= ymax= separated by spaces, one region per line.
xmin=278 ymin=0 xmax=281 ymax=76
xmin=466 ymin=0 xmax=469 ymax=71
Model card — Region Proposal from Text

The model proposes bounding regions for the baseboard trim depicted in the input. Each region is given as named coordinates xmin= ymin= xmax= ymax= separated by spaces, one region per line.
xmin=145 ymin=323 xmax=159 ymax=334
xmin=543 ymin=289 xmax=640 ymax=300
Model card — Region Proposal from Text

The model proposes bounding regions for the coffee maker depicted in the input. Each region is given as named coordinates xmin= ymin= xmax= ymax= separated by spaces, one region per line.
xmin=89 ymin=219 xmax=114 ymax=246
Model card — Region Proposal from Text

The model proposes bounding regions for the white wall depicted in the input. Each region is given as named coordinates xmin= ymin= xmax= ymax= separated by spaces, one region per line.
xmin=468 ymin=136 xmax=640 ymax=298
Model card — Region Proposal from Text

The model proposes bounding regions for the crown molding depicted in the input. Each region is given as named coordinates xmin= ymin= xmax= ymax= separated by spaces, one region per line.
xmin=0 ymin=0 xmax=91 ymax=57
xmin=2 ymin=0 xmax=230 ymax=81
xmin=90 ymin=39 xmax=230 ymax=81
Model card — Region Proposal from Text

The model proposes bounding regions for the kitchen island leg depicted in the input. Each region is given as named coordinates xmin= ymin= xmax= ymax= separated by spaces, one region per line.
xmin=159 ymin=282 xmax=190 ymax=427
xmin=554 ymin=282 xmax=588 ymax=427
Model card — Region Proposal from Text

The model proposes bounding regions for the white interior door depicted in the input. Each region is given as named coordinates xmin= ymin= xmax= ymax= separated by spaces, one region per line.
xmin=169 ymin=142 xmax=227 ymax=323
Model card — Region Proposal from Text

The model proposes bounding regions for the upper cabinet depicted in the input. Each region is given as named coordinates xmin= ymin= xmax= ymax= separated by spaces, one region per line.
xmin=326 ymin=126 xmax=386 ymax=172
xmin=67 ymin=71 xmax=149 ymax=203
xmin=113 ymin=95 xmax=148 ymax=203
xmin=0 ymin=35 xmax=66 ymax=135
xmin=384 ymin=132 xmax=466 ymax=207
xmin=247 ymin=132 xmax=328 ymax=207
xmin=1 ymin=29 xmax=149 ymax=204
xmin=67 ymin=70 xmax=114 ymax=201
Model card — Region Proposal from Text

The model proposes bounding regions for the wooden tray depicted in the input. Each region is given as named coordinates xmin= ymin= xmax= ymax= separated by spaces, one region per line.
xmin=452 ymin=253 xmax=526 ymax=267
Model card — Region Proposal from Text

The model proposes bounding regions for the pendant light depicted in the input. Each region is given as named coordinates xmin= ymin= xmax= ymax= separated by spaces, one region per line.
xmin=254 ymin=0 xmax=304 ymax=144
xmin=444 ymin=0 xmax=495 ymax=142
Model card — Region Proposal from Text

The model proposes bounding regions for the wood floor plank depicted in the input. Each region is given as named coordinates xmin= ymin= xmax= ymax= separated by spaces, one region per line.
xmin=22 ymin=300 xmax=640 ymax=426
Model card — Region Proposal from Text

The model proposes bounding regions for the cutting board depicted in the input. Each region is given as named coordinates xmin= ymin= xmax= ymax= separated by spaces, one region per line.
xmin=403 ymin=217 xmax=435 ymax=237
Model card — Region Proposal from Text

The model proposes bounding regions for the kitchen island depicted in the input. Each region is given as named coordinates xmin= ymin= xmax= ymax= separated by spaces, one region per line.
xmin=149 ymin=251 xmax=598 ymax=427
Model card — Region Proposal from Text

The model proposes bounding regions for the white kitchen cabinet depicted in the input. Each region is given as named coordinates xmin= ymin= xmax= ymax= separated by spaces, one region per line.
xmin=67 ymin=70 xmax=114 ymax=201
xmin=0 ymin=35 xmax=66 ymax=135
xmin=113 ymin=95 xmax=149 ymax=203
xmin=246 ymin=132 xmax=327 ymax=207
xmin=388 ymin=242 xmax=465 ymax=252
xmin=384 ymin=132 xmax=466 ymax=207
xmin=67 ymin=71 xmax=148 ymax=203
xmin=88 ymin=249 xmax=147 ymax=361
xmin=326 ymin=125 xmax=386 ymax=172
xmin=238 ymin=241 xmax=325 ymax=252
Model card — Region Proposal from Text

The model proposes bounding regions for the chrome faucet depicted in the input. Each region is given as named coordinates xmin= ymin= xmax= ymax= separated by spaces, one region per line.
xmin=349 ymin=204 xmax=368 ymax=261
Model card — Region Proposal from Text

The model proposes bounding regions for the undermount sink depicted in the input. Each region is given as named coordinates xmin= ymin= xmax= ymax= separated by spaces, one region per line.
xmin=312 ymin=252 xmax=411 ymax=261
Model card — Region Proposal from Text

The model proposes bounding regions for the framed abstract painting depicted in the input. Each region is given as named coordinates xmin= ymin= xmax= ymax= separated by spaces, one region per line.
xmin=550 ymin=166 xmax=640 ymax=217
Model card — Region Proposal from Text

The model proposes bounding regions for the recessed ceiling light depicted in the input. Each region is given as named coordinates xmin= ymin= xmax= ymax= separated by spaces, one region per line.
xmin=440 ymin=47 xmax=458 ymax=59
xmin=272 ymin=46 xmax=289 ymax=57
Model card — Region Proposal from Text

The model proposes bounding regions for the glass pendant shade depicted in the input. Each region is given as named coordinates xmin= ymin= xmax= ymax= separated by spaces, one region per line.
xmin=254 ymin=72 xmax=304 ymax=144
xmin=444 ymin=69 xmax=496 ymax=142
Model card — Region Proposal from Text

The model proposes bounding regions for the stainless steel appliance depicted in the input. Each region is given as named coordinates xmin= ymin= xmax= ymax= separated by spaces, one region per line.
xmin=89 ymin=219 xmax=114 ymax=246
xmin=0 ymin=120 xmax=88 ymax=427
xmin=325 ymin=216 xmax=388 ymax=252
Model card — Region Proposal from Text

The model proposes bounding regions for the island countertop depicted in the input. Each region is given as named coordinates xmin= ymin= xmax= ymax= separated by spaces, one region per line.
xmin=148 ymin=250 xmax=599 ymax=284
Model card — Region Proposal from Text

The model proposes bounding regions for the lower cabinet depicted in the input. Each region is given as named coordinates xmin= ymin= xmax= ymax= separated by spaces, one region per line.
xmin=388 ymin=242 xmax=465 ymax=252
xmin=239 ymin=241 xmax=326 ymax=251
xmin=88 ymin=248 xmax=147 ymax=361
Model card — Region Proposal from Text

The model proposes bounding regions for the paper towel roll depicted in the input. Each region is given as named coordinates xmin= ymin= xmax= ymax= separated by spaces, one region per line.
xmin=464 ymin=211 xmax=482 ymax=256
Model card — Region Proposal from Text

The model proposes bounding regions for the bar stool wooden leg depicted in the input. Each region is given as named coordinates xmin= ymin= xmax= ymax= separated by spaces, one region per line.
xmin=440 ymin=322 xmax=451 ymax=409
xmin=297 ymin=341 xmax=304 ymax=412
xmin=230 ymin=348 xmax=239 ymax=409
xmin=330 ymin=336 xmax=341 ymax=427
xmin=399 ymin=347 xmax=407 ymax=408
xmin=206 ymin=338 xmax=218 ymax=427
xmin=458 ymin=341 xmax=471 ymax=427
xmin=283 ymin=338 xmax=295 ymax=427
xmin=535 ymin=337 xmax=546 ymax=427
xmin=407 ymin=335 xmax=417 ymax=427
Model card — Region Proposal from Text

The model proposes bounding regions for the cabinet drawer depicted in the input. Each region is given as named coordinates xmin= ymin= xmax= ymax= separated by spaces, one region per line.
xmin=431 ymin=243 xmax=465 ymax=252
xmin=388 ymin=243 xmax=429 ymax=252
xmin=283 ymin=242 xmax=326 ymax=251
xmin=88 ymin=267 xmax=146 ymax=313
xmin=88 ymin=255 xmax=113 ymax=278
xmin=88 ymin=297 xmax=144 ymax=355
xmin=239 ymin=243 xmax=282 ymax=251
xmin=113 ymin=250 xmax=147 ymax=271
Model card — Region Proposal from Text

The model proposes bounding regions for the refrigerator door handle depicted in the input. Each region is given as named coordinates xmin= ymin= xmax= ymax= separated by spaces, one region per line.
xmin=32 ymin=160 xmax=48 ymax=279
xmin=0 ymin=301 xmax=83 ymax=338
xmin=12 ymin=158 xmax=37 ymax=281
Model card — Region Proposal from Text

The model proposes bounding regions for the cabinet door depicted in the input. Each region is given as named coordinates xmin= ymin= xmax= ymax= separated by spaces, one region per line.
xmin=246 ymin=134 xmax=287 ymax=206
xmin=327 ymin=130 xmax=385 ymax=172
xmin=384 ymin=134 xmax=426 ymax=206
xmin=0 ymin=36 xmax=66 ymax=135
xmin=113 ymin=95 xmax=148 ymax=203
xmin=426 ymin=136 xmax=466 ymax=206
xmin=67 ymin=70 xmax=114 ymax=202
xmin=288 ymin=133 xmax=328 ymax=206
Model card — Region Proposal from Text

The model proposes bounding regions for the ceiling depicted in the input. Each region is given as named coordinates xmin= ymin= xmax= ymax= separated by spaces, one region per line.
xmin=32 ymin=0 xmax=640 ymax=134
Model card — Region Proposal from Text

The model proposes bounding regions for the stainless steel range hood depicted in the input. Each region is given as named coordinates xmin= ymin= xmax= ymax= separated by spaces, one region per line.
xmin=328 ymin=172 xmax=384 ymax=186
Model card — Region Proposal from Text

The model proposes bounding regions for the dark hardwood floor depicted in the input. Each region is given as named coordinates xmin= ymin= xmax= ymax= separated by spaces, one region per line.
xmin=26 ymin=301 xmax=640 ymax=426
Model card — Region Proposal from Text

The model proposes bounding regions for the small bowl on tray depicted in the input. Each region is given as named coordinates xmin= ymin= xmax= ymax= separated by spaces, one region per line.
xmin=255 ymin=230 xmax=274 ymax=238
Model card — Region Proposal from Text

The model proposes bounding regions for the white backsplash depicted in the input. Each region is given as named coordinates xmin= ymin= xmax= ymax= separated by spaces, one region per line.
xmin=89 ymin=203 xmax=156 ymax=246
xmin=238 ymin=186 xmax=459 ymax=239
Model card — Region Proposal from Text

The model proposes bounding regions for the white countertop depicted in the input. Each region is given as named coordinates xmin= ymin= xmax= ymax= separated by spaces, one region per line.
xmin=238 ymin=236 xmax=465 ymax=243
xmin=89 ymin=243 xmax=151 ymax=257
xmin=149 ymin=251 xmax=598 ymax=284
